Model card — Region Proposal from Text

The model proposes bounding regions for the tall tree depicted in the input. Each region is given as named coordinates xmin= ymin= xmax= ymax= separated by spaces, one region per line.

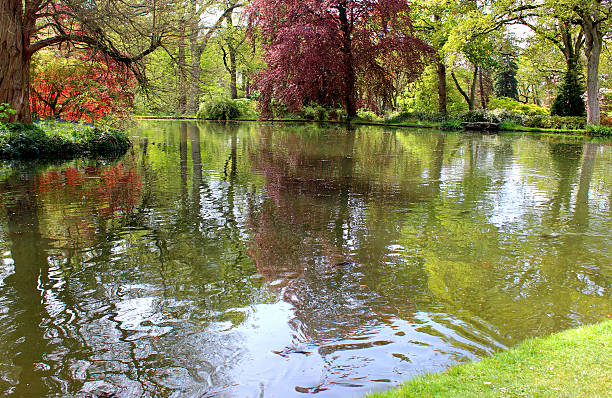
xmin=0 ymin=0 xmax=179 ymax=123
xmin=494 ymin=53 xmax=519 ymax=100
xmin=249 ymin=0 xmax=432 ymax=118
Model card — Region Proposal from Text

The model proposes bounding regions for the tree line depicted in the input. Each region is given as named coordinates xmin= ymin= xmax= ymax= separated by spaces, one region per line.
xmin=0 ymin=0 xmax=610 ymax=125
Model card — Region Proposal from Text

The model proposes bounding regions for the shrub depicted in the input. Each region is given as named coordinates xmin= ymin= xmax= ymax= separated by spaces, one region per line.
xmin=524 ymin=115 xmax=586 ymax=130
xmin=356 ymin=109 xmax=382 ymax=122
xmin=0 ymin=103 xmax=16 ymax=120
xmin=197 ymin=98 xmax=241 ymax=120
xmin=0 ymin=121 xmax=130 ymax=159
xmin=458 ymin=110 xmax=499 ymax=123
xmin=489 ymin=96 xmax=548 ymax=116
xmin=489 ymin=109 xmax=527 ymax=125
xmin=440 ymin=120 xmax=462 ymax=130
xmin=585 ymin=124 xmax=612 ymax=135
xmin=300 ymin=104 xmax=330 ymax=121
xmin=233 ymin=98 xmax=259 ymax=119
xmin=385 ymin=110 xmax=448 ymax=124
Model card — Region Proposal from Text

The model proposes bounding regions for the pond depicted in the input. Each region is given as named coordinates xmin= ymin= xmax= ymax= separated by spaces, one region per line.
xmin=0 ymin=121 xmax=610 ymax=397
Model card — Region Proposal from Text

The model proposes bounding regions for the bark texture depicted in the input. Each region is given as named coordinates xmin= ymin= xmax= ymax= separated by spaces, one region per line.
xmin=0 ymin=0 xmax=31 ymax=122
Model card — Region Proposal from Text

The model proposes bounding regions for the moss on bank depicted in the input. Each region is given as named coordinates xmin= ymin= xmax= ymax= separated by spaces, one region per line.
xmin=368 ymin=320 xmax=612 ymax=398
xmin=0 ymin=120 xmax=131 ymax=160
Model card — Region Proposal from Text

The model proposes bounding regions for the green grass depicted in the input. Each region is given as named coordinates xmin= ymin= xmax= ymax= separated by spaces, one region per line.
xmin=368 ymin=320 xmax=612 ymax=398
xmin=0 ymin=120 xmax=131 ymax=160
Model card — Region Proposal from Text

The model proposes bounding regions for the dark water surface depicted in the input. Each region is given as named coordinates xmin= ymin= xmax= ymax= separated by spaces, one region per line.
xmin=0 ymin=121 xmax=610 ymax=397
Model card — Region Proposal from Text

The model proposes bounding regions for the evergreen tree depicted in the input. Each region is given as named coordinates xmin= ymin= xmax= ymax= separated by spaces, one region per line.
xmin=494 ymin=54 xmax=519 ymax=100
xmin=550 ymin=66 xmax=586 ymax=117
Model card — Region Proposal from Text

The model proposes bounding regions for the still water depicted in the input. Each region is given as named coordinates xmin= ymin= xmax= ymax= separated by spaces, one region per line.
xmin=0 ymin=121 xmax=610 ymax=397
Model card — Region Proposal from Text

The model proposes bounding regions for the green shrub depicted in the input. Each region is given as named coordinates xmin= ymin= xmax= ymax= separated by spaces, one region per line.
xmin=524 ymin=115 xmax=586 ymax=130
xmin=489 ymin=97 xmax=548 ymax=116
xmin=499 ymin=121 xmax=521 ymax=130
xmin=0 ymin=103 xmax=16 ymax=120
xmin=300 ymin=104 xmax=330 ymax=121
xmin=440 ymin=120 xmax=462 ymax=130
xmin=356 ymin=109 xmax=382 ymax=122
xmin=385 ymin=111 xmax=448 ymax=124
xmin=233 ymin=98 xmax=259 ymax=119
xmin=585 ymin=124 xmax=612 ymax=135
xmin=489 ymin=109 xmax=527 ymax=125
xmin=197 ymin=98 xmax=242 ymax=120
xmin=458 ymin=110 xmax=499 ymax=123
xmin=0 ymin=121 xmax=130 ymax=159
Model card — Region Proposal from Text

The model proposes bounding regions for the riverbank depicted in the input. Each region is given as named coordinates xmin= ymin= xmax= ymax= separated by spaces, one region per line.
xmin=368 ymin=320 xmax=612 ymax=398
xmin=0 ymin=120 xmax=131 ymax=160
xmin=134 ymin=116 xmax=612 ymax=136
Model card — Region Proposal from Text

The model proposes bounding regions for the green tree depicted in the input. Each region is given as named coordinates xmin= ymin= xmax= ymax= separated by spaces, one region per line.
xmin=494 ymin=53 xmax=519 ymax=100
xmin=550 ymin=67 xmax=586 ymax=116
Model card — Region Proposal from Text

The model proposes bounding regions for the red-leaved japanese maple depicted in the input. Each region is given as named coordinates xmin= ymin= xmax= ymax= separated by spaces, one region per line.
xmin=30 ymin=49 xmax=136 ymax=122
xmin=249 ymin=0 xmax=433 ymax=117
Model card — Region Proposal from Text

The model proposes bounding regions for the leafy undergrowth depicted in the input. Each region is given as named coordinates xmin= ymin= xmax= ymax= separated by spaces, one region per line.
xmin=367 ymin=320 xmax=612 ymax=398
xmin=0 ymin=120 xmax=131 ymax=160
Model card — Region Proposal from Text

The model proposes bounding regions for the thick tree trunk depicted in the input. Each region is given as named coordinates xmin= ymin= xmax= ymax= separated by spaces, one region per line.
xmin=338 ymin=4 xmax=357 ymax=118
xmin=187 ymin=0 xmax=202 ymax=115
xmin=469 ymin=65 xmax=478 ymax=111
xmin=436 ymin=57 xmax=447 ymax=115
xmin=584 ymin=18 xmax=602 ymax=125
xmin=0 ymin=0 xmax=32 ymax=123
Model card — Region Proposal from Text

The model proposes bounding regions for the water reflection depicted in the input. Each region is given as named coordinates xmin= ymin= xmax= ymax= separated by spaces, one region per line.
xmin=0 ymin=121 xmax=610 ymax=397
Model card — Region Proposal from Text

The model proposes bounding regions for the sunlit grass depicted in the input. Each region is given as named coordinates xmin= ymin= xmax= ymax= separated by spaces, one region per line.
xmin=367 ymin=320 xmax=612 ymax=398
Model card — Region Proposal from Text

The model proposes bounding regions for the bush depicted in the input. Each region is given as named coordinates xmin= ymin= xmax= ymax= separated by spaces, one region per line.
xmin=386 ymin=110 xmax=448 ymax=124
xmin=524 ymin=115 xmax=586 ymax=130
xmin=585 ymin=124 xmax=612 ymax=135
xmin=233 ymin=98 xmax=259 ymax=119
xmin=458 ymin=110 xmax=499 ymax=123
xmin=440 ymin=120 xmax=462 ymax=130
xmin=300 ymin=104 xmax=330 ymax=121
xmin=356 ymin=109 xmax=382 ymax=122
xmin=197 ymin=98 xmax=242 ymax=120
xmin=0 ymin=120 xmax=130 ymax=159
xmin=489 ymin=96 xmax=548 ymax=116
xmin=489 ymin=109 xmax=527 ymax=125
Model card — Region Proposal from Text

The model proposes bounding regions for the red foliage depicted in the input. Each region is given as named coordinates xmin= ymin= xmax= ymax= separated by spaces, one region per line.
xmin=249 ymin=0 xmax=433 ymax=116
xmin=29 ymin=48 xmax=136 ymax=122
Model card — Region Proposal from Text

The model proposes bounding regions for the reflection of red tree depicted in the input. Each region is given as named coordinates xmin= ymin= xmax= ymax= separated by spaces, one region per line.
xmin=96 ymin=165 xmax=141 ymax=218
xmin=33 ymin=162 xmax=142 ymax=244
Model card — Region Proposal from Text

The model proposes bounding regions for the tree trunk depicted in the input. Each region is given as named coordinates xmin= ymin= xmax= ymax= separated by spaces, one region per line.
xmin=437 ymin=57 xmax=447 ymax=115
xmin=0 ymin=0 xmax=32 ymax=123
xmin=224 ymin=12 xmax=238 ymax=100
xmin=177 ymin=23 xmax=187 ymax=114
xmin=479 ymin=68 xmax=486 ymax=110
xmin=451 ymin=65 xmax=478 ymax=111
xmin=187 ymin=0 xmax=202 ymax=115
xmin=584 ymin=16 xmax=602 ymax=125
xmin=469 ymin=65 xmax=478 ymax=111
xmin=338 ymin=4 xmax=357 ymax=118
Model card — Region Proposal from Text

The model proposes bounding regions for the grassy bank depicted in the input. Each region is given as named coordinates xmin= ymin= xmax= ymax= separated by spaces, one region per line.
xmin=368 ymin=320 xmax=612 ymax=398
xmin=0 ymin=120 xmax=131 ymax=160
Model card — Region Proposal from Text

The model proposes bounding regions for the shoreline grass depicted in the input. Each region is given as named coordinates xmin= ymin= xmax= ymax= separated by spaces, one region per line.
xmin=0 ymin=120 xmax=131 ymax=160
xmin=134 ymin=116 xmax=612 ymax=137
xmin=367 ymin=320 xmax=612 ymax=398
